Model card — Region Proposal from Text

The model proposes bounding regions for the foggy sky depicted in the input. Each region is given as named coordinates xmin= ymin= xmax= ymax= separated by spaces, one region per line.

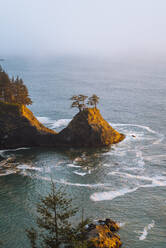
xmin=1 ymin=0 xmax=166 ymax=58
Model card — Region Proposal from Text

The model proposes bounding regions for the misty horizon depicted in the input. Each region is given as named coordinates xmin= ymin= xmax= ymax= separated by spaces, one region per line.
xmin=1 ymin=0 xmax=166 ymax=59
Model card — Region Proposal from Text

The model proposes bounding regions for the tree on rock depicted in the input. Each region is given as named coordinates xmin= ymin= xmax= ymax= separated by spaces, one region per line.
xmin=78 ymin=94 xmax=88 ymax=106
xmin=70 ymin=94 xmax=88 ymax=112
xmin=12 ymin=77 xmax=32 ymax=105
xmin=0 ymin=66 xmax=32 ymax=105
xmin=87 ymin=94 xmax=100 ymax=108
xmin=0 ymin=66 xmax=12 ymax=103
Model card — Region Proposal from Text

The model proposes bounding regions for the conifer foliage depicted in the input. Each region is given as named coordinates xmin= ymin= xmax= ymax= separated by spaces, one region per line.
xmin=0 ymin=66 xmax=32 ymax=105
xmin=70 ymin=94 xmax=99 ymax=112
xmin=26 ymin=181 xmax=89 ymax=248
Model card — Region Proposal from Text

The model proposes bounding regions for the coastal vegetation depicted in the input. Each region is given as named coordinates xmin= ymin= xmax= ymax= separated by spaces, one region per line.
xmin=0 ymin=66 xmax=32 ymax=105
xmin=26 ymin=180 xmax=122 ymax=248
xmin=26 ymin=181 xmax=89 ymax=248
xmin=0 ymin=69 xmax=124 ymax=149
xmin=70 ymin=94 xmax=99 ymax=112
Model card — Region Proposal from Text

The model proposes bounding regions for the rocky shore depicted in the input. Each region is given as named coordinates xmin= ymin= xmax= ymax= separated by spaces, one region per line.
xmin=84 ymin=218 xmax=122 ymax=248
xmin=0 ymin=101 xmax=125 ymax=149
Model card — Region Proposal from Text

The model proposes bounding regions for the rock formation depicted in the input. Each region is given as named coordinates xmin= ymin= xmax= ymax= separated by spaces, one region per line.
xmin=0 ymin=101 xmax=57 ymax=149
xmin=0 ymin=101 xmax=125 ymax=149
xmin=56 ymin=108 xmax=125 ymax=147
xmin=85 ymin=218 xmax=122 ymax=248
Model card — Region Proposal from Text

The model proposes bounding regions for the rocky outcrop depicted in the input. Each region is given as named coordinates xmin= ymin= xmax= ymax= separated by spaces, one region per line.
xmin=85 ymin=219 xmax=122 ymax=248
xmin=0 ymin=101 xmax=125 ymax=149
xmin=56 ymin=108 xmax=125 ymax=147
xmin=0 ymin=101 xmax=58 ymax=149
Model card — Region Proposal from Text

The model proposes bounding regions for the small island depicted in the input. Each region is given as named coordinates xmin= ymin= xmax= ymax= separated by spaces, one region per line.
xmin=0 ymin=67 xmax=125 ymax=149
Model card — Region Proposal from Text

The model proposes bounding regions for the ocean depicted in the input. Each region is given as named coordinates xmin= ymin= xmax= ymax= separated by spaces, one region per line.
xmin=0 ymin=56 xmax=166 ymax=247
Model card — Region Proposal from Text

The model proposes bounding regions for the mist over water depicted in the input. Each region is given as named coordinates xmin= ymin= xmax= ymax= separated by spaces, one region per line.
xmin=0 ymin=56 xmax=166 ymax=247
xmin=1 ymin=0 xmax=166 ymax=58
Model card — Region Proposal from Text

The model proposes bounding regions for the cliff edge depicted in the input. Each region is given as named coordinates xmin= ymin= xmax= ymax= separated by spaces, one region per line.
xmin=0 ymin=102 xmax=125 ymax=149
xmin=0 ymin=101 xmax=57 ymax=149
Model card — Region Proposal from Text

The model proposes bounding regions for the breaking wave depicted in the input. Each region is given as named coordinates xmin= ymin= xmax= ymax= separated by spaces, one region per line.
xmin=139 ymin=221 xmax=155 ymax=240
xmin=37 ymin=116 xmax=71 ymax=129
xmin=90 ymin=174 xmax=166 ymax=202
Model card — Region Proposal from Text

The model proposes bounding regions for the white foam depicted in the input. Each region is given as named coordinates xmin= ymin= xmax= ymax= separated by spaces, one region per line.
xmin=17 ymin=164 xmax=42 ymax=172
xmin=108 ymin=171 xmax=152 ymax=182
xmin=73 ymin=171 xmax=87 ymax=176
xmin=0 ymin=150 xmax=6 ymax=153
xmin=33 ymin=176 xmax=111 ymax=188
xmin=67 ymin=163 xmax=81 ymax=168
xmin=0 ymin=170 xmax=17 ymax=176
xmin=139 ymin=220 xmax=155 ymax=240
xmin=110 ymin=123 xmax=157 ymax=134
xmin=118 ymin=222 xmax=126 ymax=227
xmin=37 ymin=116 xmax=71 ymax=129
xmin=90 ymin=187 xmax=138 ymax=201
xmin=0 ymin=150 xmax=6 ymax=158
xmin=51 ymin=119 xmax=71 ymax=129
xmin=15 ymin=147 xmax=30 ymax=151
xmin=90 ymin=175 xmax=166 ymax=202
xmin=37 ymin=116 xmax=51 ymax=124
xmin=0 ymin=147 xmax=30 ymax=153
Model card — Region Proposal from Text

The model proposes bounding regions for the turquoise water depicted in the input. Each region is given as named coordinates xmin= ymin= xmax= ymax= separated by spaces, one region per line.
xmin=0 ymin=56 xmax=166 ymax=247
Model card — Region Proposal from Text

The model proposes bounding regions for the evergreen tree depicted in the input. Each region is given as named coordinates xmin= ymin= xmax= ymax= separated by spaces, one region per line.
xmin=0 ymin=68 xmax=11 ymax=102
xmin=87 ymin=94 xmax=99 ymax=108
xmin=0 ymin=66 xmax=32 ymax=105
xmin=70 ymin=95 xmax=88 ymax=112
xmin=13 ymin=77 xmax=32 ymax=105
xmin=26 ymin=181 xmax=80 ymax=248
xmin=71 ymin=100 xmax=82 ymax=112
xmin=78 ymin=95 xmax=88 ymax=106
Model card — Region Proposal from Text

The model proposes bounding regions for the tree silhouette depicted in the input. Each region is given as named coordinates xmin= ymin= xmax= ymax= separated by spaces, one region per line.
xmin=26 ymin=181 xmax=89 ymax=248
xmin=78 ymin=94 xmax=88 ymax=105
xmin=70 ymin=94 xmax=88 ymax=112
xmin=0 ymin=67 xmax=32 ymax=105
xmin=71 ymin=100 xmax=82 ymax=112
xmin=87 ymin=94 xmax=99 ymax=108
xmin=70 ymin=94 xmax=100 ymax=112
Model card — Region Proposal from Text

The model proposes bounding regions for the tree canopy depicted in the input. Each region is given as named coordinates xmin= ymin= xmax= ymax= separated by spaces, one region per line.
xmin=26 ymin=181 xmax=89 ymax=248
xmin=87 ymin=94 xmax=99 ymax=108
xmin=70 ymin=94 xmax=99 ymax=112
xmin=0 ymin=66 xmax=32 ymax=105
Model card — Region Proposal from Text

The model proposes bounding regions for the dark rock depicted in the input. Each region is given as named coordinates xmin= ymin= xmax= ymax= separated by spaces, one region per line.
xmin=56 ymin=108 xmax=125 ymax=147
xmin=0 ymin=102 xmax=125 ymax=149
xmin=85 ymin=218 xmax=122 ymax=248
xmin=0 ymin=102 xmax=58 ymax=149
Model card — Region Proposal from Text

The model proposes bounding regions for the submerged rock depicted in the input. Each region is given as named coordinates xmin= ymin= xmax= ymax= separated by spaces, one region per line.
xmin=56 ymin=108 xmax=125 ymax=147
xmin=0 ymin=102 xmax=125 ymax=149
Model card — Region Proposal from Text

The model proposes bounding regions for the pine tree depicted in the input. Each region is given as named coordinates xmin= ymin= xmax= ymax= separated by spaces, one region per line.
xmin=26 ymin=181 xmax=79 ymax=248
xmin=0 ymin=68 xmax=11 ymax=102
xmin=87 ymin=94 xmax=99 ymax=108
xmin=0 ymin=66 xmax=32 ymax=105
xmin=70 ymin=95 xmax=88 ymax=112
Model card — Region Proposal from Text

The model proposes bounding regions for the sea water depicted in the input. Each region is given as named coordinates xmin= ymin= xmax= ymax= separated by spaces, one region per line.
xmin=0 ymin=56 xmax=166 ymax=248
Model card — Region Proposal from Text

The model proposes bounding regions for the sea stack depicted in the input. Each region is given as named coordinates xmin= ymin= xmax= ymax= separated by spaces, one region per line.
xmin=56 ymin=108 xmax=125 ymax=147
xmin=0 ymin=101 xmax=125 ymax=149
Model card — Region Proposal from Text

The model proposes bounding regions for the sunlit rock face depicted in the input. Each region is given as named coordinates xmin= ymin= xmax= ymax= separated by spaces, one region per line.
xmin=85 ymin=219 xmax=122 ymax=248
xmin=56 ymin=108 xmax=125 ymax=147
xmin=0 ymin=101 xmax=57 ymax=149
xmin=0 ymin=102 xmax=124 ymax=149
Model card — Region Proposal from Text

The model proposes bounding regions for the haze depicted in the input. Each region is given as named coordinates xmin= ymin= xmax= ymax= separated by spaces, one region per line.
xmin=1 ymin=0 xmax=166 ymax=58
